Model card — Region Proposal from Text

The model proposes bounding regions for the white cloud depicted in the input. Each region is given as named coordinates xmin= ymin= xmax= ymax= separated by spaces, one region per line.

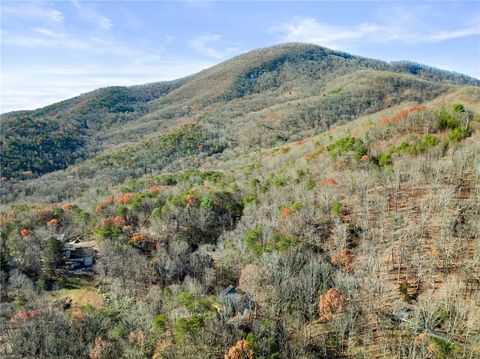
xmin=188 ymin=34 xmax=239 ymax=59
xmin=1 ymin=3 xmax=64 ymax=23
xmin=271 ymin=16 xmax=480 ymax=49
xmin=1 ymin=27 xmax=139 ymax=57
xmin=71 ymin=0 xmax=113 ymax=30
xmin=270 ymin=18 xmax=379 ymax=49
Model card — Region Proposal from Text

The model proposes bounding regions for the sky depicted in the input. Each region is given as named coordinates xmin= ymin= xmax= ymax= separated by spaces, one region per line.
xmin=1 ymin=0 xmax=479 ymax=113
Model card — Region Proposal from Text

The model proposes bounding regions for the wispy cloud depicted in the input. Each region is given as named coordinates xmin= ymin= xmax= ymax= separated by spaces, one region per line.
xmin=1 ymin=61 xmax=215 ymax=113
xmin=1 ymin=3 xmax=64 ymax=23
xmin=271 ymin=16 xmax=480 ymax=49
xmin=270 ymin=18 xmax=379 ymax=49
xmin=188 ymin=34 xmax=239 ymax=59
xmin=1 ymin=28 xmax=137 ymax=56
xmin=71 ymin=0 xmax=113 ymax=30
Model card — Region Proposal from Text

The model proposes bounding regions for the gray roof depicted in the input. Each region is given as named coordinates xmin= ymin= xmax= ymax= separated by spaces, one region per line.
xmin=219 ymin=285 xmax=237 ymax=296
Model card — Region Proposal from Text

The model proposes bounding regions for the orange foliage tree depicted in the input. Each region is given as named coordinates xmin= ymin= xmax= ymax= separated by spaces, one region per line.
xmin=391 ymin=110 xmax=409 ymax=123
xmin=47 ymin=218 xmax=58 ymax=226
xmin=320 ymin=178 xmax=337 ymax=186
xmin=331 ymin=249 xmax=355 ymax=270
xmin=224 ymin=340 xmax=254 ymax=359
xmin=95 ymin=195 xmax=115 ymax=213
xmin=10 ymin=310 xmax=39 ymax=322
xmin=119 ymin=193 xmax=133 ymax=205
xmin=100 ymin=216 xmax=126 ymax=227
xmin=89 ymin=337 xmax=111 ymax=359
xmin=131 ymin=233 xmax=148 ymax=242
xmin=280 ymin=207 xmax=291 ymax=218
xmin=20 ymin=228 xmax=30 ymax=237
xmin=62 ymin=203 xmax=73 ymax=211
xmin=318 ymin=288 xmax=347 ymax=321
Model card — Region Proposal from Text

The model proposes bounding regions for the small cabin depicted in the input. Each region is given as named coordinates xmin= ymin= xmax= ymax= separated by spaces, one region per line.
xmin=63 ymin=240 xmax=96 ymax=277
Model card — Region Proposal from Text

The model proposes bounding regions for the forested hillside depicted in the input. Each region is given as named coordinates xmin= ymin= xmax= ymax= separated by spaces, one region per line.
xmin=1 ymin=43 xmax=477 ymax=184
xmin=1 ymin=43 xmax=479 ymax=358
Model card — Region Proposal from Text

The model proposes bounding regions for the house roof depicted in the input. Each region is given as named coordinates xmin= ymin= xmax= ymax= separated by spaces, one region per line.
xmin=219 ymin=285 xmax=237 ymax=296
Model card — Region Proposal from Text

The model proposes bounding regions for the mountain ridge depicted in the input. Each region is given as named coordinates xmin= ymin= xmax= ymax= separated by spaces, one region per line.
xmin=1 ymin=42 xmax=479 ymax=196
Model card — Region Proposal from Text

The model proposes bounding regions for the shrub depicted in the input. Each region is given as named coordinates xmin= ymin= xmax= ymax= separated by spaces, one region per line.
xmin=89 ymin=337 xmax=112 ymax=359
xmin=399 ymin=281 xmax=411 ymax=302
xmin=279 ymin=207 xmax=291 ymax=218
xmin=245 ymin=226 xmax=297 ymax=255
xmin=327 ymin=135 xmax=367 ymax=161
xmin=451 ymin=103 xmax=465 ymax=113
xmin=331 ymin=249 xmax=354 ymax=270
xmin=269 ymin=233 xmax=297 ymax=252
xmin=437 ymin=111 xmax=459 ymax=130
xmin=245 ymin=319 xmax=280 ymax=358
xmin=305 ymin=177 xmax=315 ymax=190
xmin=116 ymin=205 xmax=128 ymax=217
xmin=131 ymin=191 xmax=155 ymax=210
xmin=409 ymin=134 xmax=439 ymax=154
xmin=330 ymin=201 xmax=343 ymax=216
xmin=377 ymin=135 xmax=439 ymax=168
xmin=150 ymin=207 xmax=163 ymax=219
xmin=273 ymin=176 xmax=288 ymax=187
xmin=378 ymin=152 xmax=393 ymax=167
xmin=242 ymin=194 xmax=260 ymax=206
xmin=430 ymin=337 xmax=459 ymax=359
xmin=109 ymin=325 xmax=126 ymax=339
xmin=447 ymin=127 xmax=469 ymax=143
xmin=152 ymin=314 xmax=167 ymax=332
xmin=175 ymin=315 xmax=204 ymax=340
xmin=245 ymin=226 xmax=264 ymax=256
xmin=178 ymin=291 xmax=216 ymax=315
xmin=199 ymin=197 xmax=214 ymax=211
xmin=95 ymin=221 xmax=123 ymax=241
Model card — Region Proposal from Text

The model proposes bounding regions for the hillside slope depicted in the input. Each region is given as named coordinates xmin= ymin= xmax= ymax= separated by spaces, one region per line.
xmin=1 ymin=43 xmax=479 ymax=204
xmin=1 ymin=43 xmax=478 ymax=180
xmin=0 ymin=43 xmax=479 ymax=359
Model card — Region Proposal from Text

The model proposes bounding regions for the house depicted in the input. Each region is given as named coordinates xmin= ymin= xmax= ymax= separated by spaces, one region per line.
xmin=219 ymin=285 xmax=237 ymax=297
xmin=63 ymin=240 xmax=96 ymax=277
xmin=216 ymin=285 xmax=258 ymax=327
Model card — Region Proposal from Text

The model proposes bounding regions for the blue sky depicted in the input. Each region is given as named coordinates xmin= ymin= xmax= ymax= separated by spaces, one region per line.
xmin=1 ymin=1 xmax=479 ymax=113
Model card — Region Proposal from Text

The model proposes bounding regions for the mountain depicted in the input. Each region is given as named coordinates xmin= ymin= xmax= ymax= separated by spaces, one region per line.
xmin=1 ymin=43 xmax=479 ymax=358
xmin=1 ymin=43 xmax=478 ymax=184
